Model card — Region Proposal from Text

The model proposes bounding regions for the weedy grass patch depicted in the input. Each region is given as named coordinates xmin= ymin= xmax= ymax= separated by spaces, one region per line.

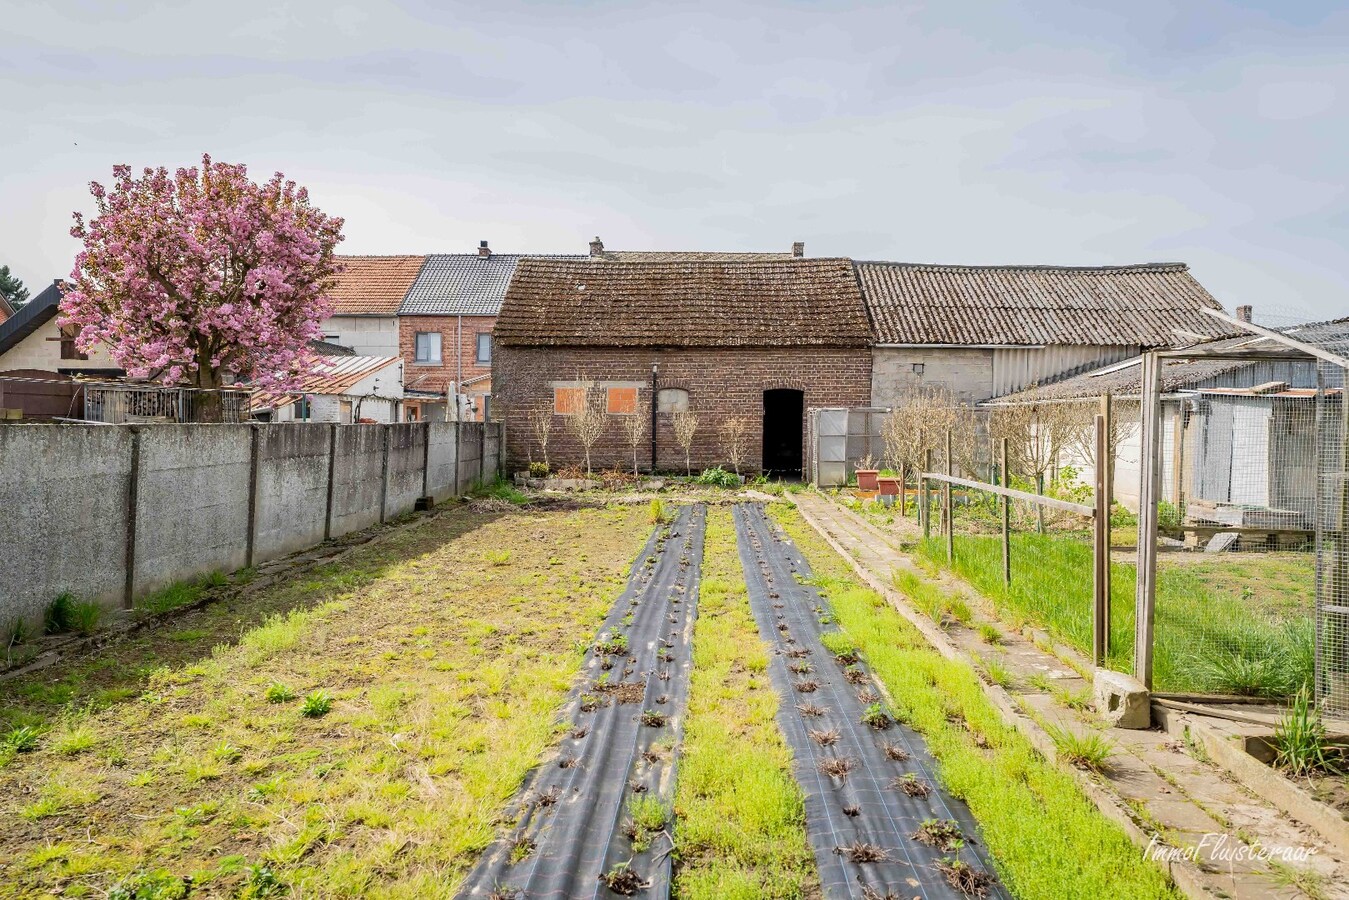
xmin=0 ymin=504 xmax=652 ymax=898
xmin=673 ymin=507 xmax=817 ymax=900
xmin=772 ymin=504 xmax=1180 ymax=900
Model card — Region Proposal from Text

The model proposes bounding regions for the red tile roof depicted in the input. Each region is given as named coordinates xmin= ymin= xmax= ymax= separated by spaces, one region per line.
xmin=326 ymin=255 xmax=426 ymax=315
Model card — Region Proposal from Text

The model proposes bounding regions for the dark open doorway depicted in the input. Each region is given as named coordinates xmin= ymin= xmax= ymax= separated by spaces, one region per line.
xmin=762 ymin=389 xmax=804 ymax=478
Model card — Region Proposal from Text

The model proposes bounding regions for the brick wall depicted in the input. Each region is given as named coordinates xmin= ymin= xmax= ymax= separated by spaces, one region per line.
xmin=399 ymin=314 xmax=496 ymax=392
xmin=495 ymin=346 xmax=873 ymax=473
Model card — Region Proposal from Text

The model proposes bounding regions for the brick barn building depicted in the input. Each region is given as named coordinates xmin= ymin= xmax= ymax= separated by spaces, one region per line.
xmin=493 ymin=256 xmax=873 ymax=476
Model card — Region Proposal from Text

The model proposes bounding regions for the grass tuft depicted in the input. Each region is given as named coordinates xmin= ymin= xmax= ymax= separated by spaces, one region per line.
xmin=300 ymin=691 xmax=332 ymax=718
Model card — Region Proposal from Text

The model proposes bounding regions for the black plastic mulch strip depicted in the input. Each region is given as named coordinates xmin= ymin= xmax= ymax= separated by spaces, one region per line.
xmin=457 ymin=504 xmax=707 ymax=900
xmin=733 ymin=502 xmax=1007 ymax=900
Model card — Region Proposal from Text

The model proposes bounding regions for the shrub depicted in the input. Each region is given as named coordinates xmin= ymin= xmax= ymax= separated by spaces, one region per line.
xmin=1273 ymin=685 xmax=1340 ymax=777
xmin=70 ymin=600 xmax=104 ymax=636
xmin=300 ymin=691 xmax=333 ymax=718
xmin=44 ymin=592 xmax=76 ymax=634
xmin=264 ymin=683 xmax=296 ymax=704
xmin=528 ymin=461 xmax=550 ymax=478
xmin=648 ymin=498 xmax=668 ymax=524
xmin=695 ymin=466 xmax=740 ymax=488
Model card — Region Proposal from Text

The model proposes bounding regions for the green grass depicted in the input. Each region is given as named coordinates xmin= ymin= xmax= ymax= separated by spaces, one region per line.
xmin=772 ymin=504 xmax=1180 ymax=900
xmin=135 ymin=578 xmax=210 ymax=616
xmin=0 ymin=504 xmax=654 ymax=897
xmin=467 ymin=476 xmax=529 ymax=505
xmin=915 ymin=531 xmax=1312 ymax=695
xmin=673 ymin=507 xmax=817 ymax=899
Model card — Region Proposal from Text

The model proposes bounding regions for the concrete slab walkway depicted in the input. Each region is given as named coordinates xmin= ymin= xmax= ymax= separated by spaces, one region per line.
xmin=793 ymin=491 xmax=1348 ymax=900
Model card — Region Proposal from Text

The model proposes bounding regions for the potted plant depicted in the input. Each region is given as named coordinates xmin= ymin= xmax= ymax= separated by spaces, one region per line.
xmin=877 ymin=472 xmax=901 ymax=505
xmin=854 ymin=454 xmax=880 ymax=491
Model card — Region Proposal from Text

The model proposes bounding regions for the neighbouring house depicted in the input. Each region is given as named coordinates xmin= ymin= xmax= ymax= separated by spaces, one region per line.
xmin=988 ymin=316 xmax=1349 ymax=519
xmin=856 ymin=261 xmax=1236 ymax=406
xmin=321 ymin=255 xmax=427 ymax=357
xmin=0 ymin=279 xmax=122 ymax=377
xmin=397 ymin=241 xmax=585 ymax=422
xmin=250 ymin=355 xmax=405 ymax=423
xmin=0 ymin=295 xmax=13 ymax=325
xmin=493 ymin=255 xmax=873 ymax=476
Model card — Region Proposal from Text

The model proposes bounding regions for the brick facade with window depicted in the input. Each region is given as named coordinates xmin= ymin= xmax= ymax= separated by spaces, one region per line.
xmin=398 ymin=313 xmax=495 ymax=394
xmin=494 ymin=257 xmax=873 ymax=475
xmin=497 ymin=346 xmax=871 ymax=472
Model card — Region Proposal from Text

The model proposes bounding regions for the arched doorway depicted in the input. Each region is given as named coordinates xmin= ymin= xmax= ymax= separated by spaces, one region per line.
xmin=762 ymin=389 xmax=804 ymax=478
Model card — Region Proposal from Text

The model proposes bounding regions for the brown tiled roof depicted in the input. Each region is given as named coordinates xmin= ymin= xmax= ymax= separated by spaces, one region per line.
xmin=600 ymin=250 xmax=794 ymax=262
xmin=495 ymin=258 xmax=870 ymax=348
xmin=857 ymin=261 xmax=1232 ymax=347
xmin=326 ymin=255 xmax=426 ymax=315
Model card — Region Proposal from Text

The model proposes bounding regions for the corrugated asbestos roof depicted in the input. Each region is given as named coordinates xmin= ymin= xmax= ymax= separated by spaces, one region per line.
xmin=495 ymin=257 xmax=871 ymax=348
xmin=327 ymin=255 xmax=427 ymax=315
xmin=857 ymin=261 xmax=1232 ymax=347
xmin=400 ymin=253 xmax=585 ymax=316
xmin=990 ymin=318 xmax=1349 ymax=402
xmin=250 ymin=355 xmax=401 ymax=410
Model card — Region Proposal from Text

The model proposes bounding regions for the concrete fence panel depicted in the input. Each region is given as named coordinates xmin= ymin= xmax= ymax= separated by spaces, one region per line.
xmin=426 ymin=422 xmax=459 ymax=502
xmin=1 ymin=421 xmax=505 ymax=626
xmin=0 ymin=426 xmax=133 ymax=623
xmin=383 ymin=423 xmax=425 ymax=520
xmin=458 ymin=421 xmax=484 ymax=488
xmin=329 ymin=425 xmax=386 ymax=539
xmin=133 ymin=425 xmax=253 ymax=597
xmin=254 ymin=424 xmax=332 ymax=563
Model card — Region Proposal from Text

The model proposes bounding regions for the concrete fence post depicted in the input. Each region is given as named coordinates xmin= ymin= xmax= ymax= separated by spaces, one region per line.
xmin=454 ymin=420 xmax=462 ymax=497
xmin=324 ymin=424 xmax=338 ymax=541
xmin=479 ymin=421 xmax=488 ymax=484
xmin=123 ymin=426 xmax=142 ymax=608
xmin=245 ymin=424 xmax=260 ymax=568
xmin=379 ymin=424 xmax=391 ymax=524
xmin=421 ymin=421 xmax=431 ymax=503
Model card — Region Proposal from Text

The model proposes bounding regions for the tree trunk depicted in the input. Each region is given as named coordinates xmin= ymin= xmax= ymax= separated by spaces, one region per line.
xmin=685 ymin=449 xmax=691 ymax=477
xmin=190 ymin=362 xmax=224 ymax=423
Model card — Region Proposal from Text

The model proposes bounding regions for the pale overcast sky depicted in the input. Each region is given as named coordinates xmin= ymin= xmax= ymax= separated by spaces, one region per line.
xmin=3 ymin=0 xmax=1347 ymax=322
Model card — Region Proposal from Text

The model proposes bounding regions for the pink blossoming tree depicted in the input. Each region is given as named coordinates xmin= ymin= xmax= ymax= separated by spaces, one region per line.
xmin=61 ymin=155 xmax=345 ymax=403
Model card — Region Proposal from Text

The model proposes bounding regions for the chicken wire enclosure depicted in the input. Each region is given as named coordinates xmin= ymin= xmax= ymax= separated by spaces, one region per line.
xmin=1134 ymin=316 xmax=1349 ymax=711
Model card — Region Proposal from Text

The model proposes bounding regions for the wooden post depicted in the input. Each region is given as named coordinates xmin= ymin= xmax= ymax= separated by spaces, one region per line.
xmin=922 ymin=448 xmax=933 ymax=539
xmin=1093 ymin=413 xmax=1110 ymax=667
xmin=1135 ymin=351 xmax=1163 ymax=689
xmin=1000 ymin=437 xmax=1011 ymax=587
xmin=1170 ymin=408 xmax=1184 ymax=508
xmin=1099 ymin=393 xmax=1113 ymax=611
xmin=944 ymin=429 xmax=954 ymax=563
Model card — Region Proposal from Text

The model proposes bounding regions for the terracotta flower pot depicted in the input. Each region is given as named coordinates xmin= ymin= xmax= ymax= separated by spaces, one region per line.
xmin=855 ymin=469 xmax=880 ymax=491
xmin=877 ymin=476 xmax=900 ymax=496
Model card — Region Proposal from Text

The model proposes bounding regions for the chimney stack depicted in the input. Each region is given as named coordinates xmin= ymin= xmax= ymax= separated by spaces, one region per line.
xmin=589 ymin=236 xmax=605 ymax=258
xmin=1236 ymin=304 xmax=1253 ymax=323
xmin=478 ymin=240 xmax=491 ymax=258
xmin=792 ymin=241 xmax=804 ymax=258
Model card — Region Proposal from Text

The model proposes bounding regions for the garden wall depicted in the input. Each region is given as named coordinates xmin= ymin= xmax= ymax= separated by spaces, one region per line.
xmin=0 ymin=420 xmax=503 ymax=627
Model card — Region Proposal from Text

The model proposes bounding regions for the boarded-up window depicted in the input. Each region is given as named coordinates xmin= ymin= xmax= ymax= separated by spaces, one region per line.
xmin=554 ymin=387 xmax=584 ymax=415
xmin=607 ymin=387 xmax=637 ymax=415
xmin=657 ymin=387 xmax=688 ymax=414
xmin=57 ymin=325 xmax=88 ymax=361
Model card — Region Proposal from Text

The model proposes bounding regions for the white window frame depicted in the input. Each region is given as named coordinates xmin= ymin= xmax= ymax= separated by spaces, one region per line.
xmin=414 ymin=331 xmax=442 ymax=364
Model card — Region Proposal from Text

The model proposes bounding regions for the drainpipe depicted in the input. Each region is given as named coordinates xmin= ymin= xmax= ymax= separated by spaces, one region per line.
xmin=650 ymin=363 xmax=659 ymax=473
xmin=456 ymin=315 xmax=463 ymax=421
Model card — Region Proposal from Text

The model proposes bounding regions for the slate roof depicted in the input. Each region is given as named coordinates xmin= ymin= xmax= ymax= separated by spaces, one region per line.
xmin=495 ymin=258 xmax=871 ymax=348
xmin=857 ymin=261 xmax=1232 ymax=347
xmin=0 ymin=280 xmax=62 ymax=358
xmin=991 ymin=318 xmax=1349 ymax=402
xmin=327 ymin=255 xmax=426 ymax=315
xmin=400 ymin=253 xmax=586 ymax=316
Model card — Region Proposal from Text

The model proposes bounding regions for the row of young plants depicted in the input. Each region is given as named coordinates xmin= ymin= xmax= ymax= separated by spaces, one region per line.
xmin=769 ymin=503 xmax=1182 ymax=900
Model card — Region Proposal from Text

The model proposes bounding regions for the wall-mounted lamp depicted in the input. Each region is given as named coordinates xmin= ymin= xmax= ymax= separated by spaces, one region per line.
xmin=911 ymin=363 xmax=925 ymax=376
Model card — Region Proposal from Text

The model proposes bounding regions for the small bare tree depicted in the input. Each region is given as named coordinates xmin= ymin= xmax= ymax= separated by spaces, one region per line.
xmin=621 ymin=413 xmax=647 ymax=475
xmin=719 ymin=416 xmax=750 ymax=475
xmin=529 ymin=406 xmax=553 ymax=469
xmin=671 ymin=409 xmax=699 ymax=476
xmin=882 ymin=386 xmax=977 ymax=514
xmin=988 ymin=385 xmax=1078 ymax=531
xmin=567 ymin=378 xmax=609 ymax=475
